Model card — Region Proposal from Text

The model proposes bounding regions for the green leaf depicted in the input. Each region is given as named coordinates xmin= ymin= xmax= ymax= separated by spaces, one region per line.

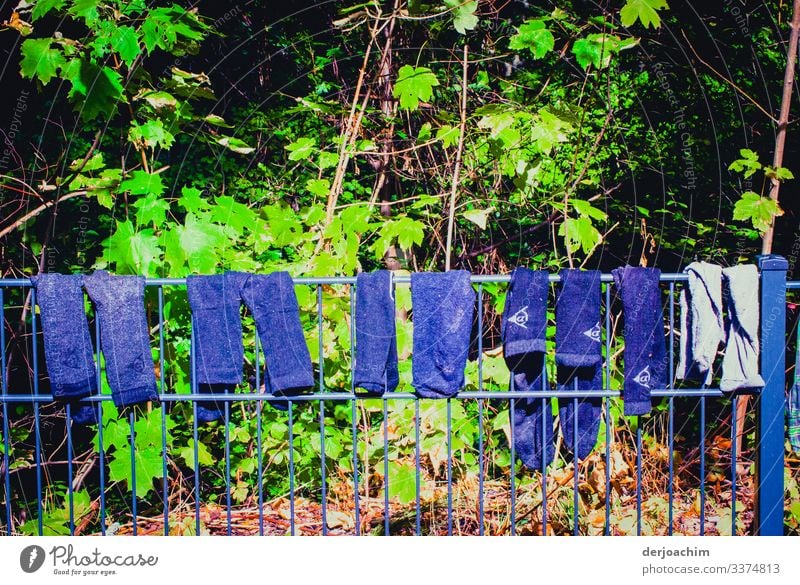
xmin=178 ymin=186 xmax=212 ymax=213
xmin=62 ymin=61 xmax=126 ymax=120
xmin=69 ymin=0 xmax=100 ymax=24
xmin=212 ymin=196 xmax=256 ymax=234
xmin=395 ymin=217 xmax=425 ymax=250
xmin=108 ymin=445 xmax=163 ymax=499
xmin=203 ymin=114 xmax=233 ymax=128
xmin=728 ymin=149 xmax=762 ymax=179
xmin=620 ymin=0 xmax=669 ymax=29
xmin=306 ymin=178 xmax=330 ymax=197
xmin=20 ymin=38 xmax=65 ymax=85
xmin=216 ymin=136 xmax=255 ymax=154
xmin=340 ymin=206 xmax=371 ymax=233
xmin=119 ymin=170 xmax=165 ymax=196
xmin=387 ymin=461 xmax=416 ymax=505
xmin=436 ymin=125 xmax=460 ymax=148
xmin=572 ymin=34 xmax=620 ymax=70
xmin=559 ymin=216 xmax=602 ymax=254
xmin=445 ymin=0 xmax=479 ymax=35
xmin=103 ymin=220 xmax=162 ymax=275
xmin=134 ymin=192 xmax=171 ymax=226
xmin=286 ymin=137 xmax=316 ymax=161
xmin=176 ymin=212 xmax=225 ymax=271
xmin=31 ymin=0 xmax=67 ymax=21
xmin=572 ymin=199 xmax=607 ymax=221
xmin=110 ymin=26 xmax=141 ymax=68
xmin=732 ymin=191 xmax=784 ymax=233
xmin=177 ymin=439 xmax=214 ymax=472
xmin=462 ymin=207 xmax=495 ymax=230
xmin=129 ymin=120 xmax=175 ymax=150
xmin=393 ymin=65 xmax=439 ymax=111
xmin=509 ymin=19 xmax=555 ymax=59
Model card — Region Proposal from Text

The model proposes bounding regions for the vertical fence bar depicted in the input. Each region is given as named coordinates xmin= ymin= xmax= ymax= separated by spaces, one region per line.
xmin=129 ymin=410 xmax=137 ymax=535
xmin=224 ymin=388 xmax=231 ymax=536
xmin=477 ymin=284 xmax=484 ymax=536
xmin=288 ymin=401 xmax=295 ymax=535
xmin=67 ymin=403 xmax=74 ymax=535
xmin=541 ymin=364 xmax=547 ymax=535
xmin=31 ymin=288 xmax=42 ymax=536
xmin=699 ymin=397 xmax=706 ymax=536
xmin=636 ymin=417 xmax=642 ymax=536
xmin=510 ymin=375 xmax=516 ymax=536
xmin=604 ymin=283 xmax=611 ymax=537
xmin=383 ymin=398 xmax=390 ymax=536
xmin=755 ymin=254 xmax=788 ymax=535
xmin=191 ymin=321 xmax=200 ymax=536
xmin=573 ymin=380 xmax=579 ymax=536
xmin=159 ymin=286 xmax=168 ymax=536
xmin=96 ymin=316 xmax=105 ymax=535
xmin=415 ymin=399 xmax=421 ymax=535
xmin=317 ymin=285 xmax=327 ymax=535
xmin=731 ymin=395 xmax=738 ymax=535
xmin=668 ymin=282 xmax=675 ymax=536
xmin=255 ymin=333 xmax=263 ymax=536
xmin=350 ymin=286 xmax=360 ymax=535
xmin=1 ymin=288 xmax=11 ymax=535
xmin=447 ymin=398 xmax=453 ymax=535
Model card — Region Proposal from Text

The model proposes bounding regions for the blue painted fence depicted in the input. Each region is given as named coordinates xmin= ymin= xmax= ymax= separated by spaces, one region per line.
xmin=0 ymin=255 xmax=793 ymax=535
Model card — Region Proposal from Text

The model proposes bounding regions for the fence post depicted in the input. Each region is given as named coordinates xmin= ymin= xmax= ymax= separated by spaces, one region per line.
xmin=756 ymin=254 xmax=788 ymax=535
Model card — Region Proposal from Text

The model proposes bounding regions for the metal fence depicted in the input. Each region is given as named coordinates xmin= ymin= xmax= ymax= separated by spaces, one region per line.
xmin=0 ymin=255 xmax=793 ymax=536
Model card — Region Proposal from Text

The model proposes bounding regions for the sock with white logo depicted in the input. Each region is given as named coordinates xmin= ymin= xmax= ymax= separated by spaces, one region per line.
xmin=84 ymin=271 xmax=158 ymax=409
xmin=556 ymin=269 xmax=602 ymax=459
xmin=612 ymin=266 xmax=666 ymax=416
xmin=502 ymin=268 xmax=553 ymax=470
xmin=31 ymin=273 xmax=99 ymax=425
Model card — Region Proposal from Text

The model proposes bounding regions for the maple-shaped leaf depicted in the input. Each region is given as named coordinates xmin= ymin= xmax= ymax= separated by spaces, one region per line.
xmin=445 ymin=0 xmax=479 ymax=35
xmin=393 ymin=65 xmax=439 ymax=111
xmin=620 ymin=0 xmax=669 ymax=29
xmin=732 ymin=191 xmax=783 ymax=233
xmin=20 ymin=38 xmax=65 ymax=85
xmin=509 ymin=19 xmax=555 ymax=59
xmin=119 ymin=170 xmax=164 ymax=196
xmin=134 ymin=192 xmax=171 ymax=226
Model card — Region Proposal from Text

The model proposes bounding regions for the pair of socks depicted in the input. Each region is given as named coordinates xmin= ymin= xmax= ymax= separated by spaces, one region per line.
xmin=353 ymin=270 xmax=398 ymax=395
xmin=612 ymin=267 xmax=667 ymax=416
xmin=555 ymin=270 xmax=602 ymax=460
xmin=31 ymin=274 xmax=99 ymax=425
xmin=502 ymin=268 xmax=553 ymax=470
xmin=188 ymin=271 xmax=315 ymax=418
xmin=187 ymin=272 xmax=248 ymax=422
xmin=411 ymin=271 xmax=475 ymax=398
xmin=83 ymin=270 xmax=159 ymax=410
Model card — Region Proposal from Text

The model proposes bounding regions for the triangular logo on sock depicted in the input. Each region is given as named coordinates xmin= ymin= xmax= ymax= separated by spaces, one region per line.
xmin=63 ymin=348 xmax=80 ymax=369
xmin=583 ymin=321 xmax=601 ymax=342
xmin=508 ymin=305 xmax=529 ymax=329
xmin=633 ymin=366 xmax=651 ymax=387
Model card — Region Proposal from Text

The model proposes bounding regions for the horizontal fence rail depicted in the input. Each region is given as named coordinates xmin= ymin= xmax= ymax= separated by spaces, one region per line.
xmin=0 ymin=257 xmax=792 ymax=536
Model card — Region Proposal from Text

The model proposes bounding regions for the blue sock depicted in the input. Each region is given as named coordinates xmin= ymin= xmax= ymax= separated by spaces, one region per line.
xmin=241 ymin=272 xmax=314 ymax=410
xmin=84 ymin=271 xmax=158 ymax=409
xmin=556 ymin=269 xmax=602 ymax=459
xmin=187 ymin=272 xmax=247 ymax=422
xmin=503 ymin=268 xmax=553 ymax=470
xmin=557 ymin=364 xmax=602 ymax=460
xmin=354 ymin=270 xmax=398 ymax=396
xmin=31 ymin=274 xmax=98 ymax=425
xmin=612 ymin=267 xmax=666 ymax=415
xmin=411 ymin=271 xmax=475 ymax=398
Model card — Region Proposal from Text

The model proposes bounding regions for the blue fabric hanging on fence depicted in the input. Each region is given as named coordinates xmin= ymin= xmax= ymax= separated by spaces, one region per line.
xmin=354 ymin=270 xmax=398 ymax=395
xmin=84 ymin=270 xmax=158 ymax=409
xmin=556 ymin=269 xmax=602 ymax=459
xmin=241 ymin=271 xmax=314 ymax=410
xmin=31 ymin=273 xmax=99 ymax=425
xmin=720 ymin=265 xmax=764 ymax=392
xmin=187 ymin=271 xmax=247 ymax=422
xmin=612 ymin=266 xmax=666 ymax=416
xmin=502 ymin=267 xmax=554 ymax=470
xmin=411 ymin=270 xmax=475 ymax=398
xmin=790 ymin=316 xmax=800 ymax=453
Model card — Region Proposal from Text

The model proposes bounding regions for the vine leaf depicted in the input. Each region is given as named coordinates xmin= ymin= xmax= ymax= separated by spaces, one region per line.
xmin=509 ymin=19 xmax=555 ymax=59
xmin=393 ymin=65 xmax=439 ymax=111
xmin=620 ymin=0 xmax=669 ymax=29
xmin=732 ymin=191 xmax=783 ymax=233
xmin=19 ymin=38 xmax=65 ymax=84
